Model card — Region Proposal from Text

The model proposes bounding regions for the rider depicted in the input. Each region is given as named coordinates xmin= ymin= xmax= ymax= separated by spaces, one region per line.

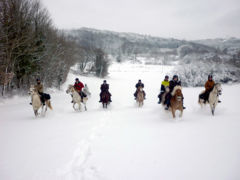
xmin=99 ymin=80 xmax=112 ymax=102
xmin=165 ymin=75 xmax=185 ymax=110
xmin=134 ymin=79 xmax=146 ymax=99
xmin=30 ymin=78 xmax=45 ymax=105
xmin=73 ymin=78 xmax=86 ymax=101
xmin=200 ymin=75 xmax=221 ymax=103
xmin=158 ymin=75 xmax=169 ymax=104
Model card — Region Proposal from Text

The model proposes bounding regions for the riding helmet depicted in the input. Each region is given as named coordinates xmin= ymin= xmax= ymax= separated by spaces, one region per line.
xmin=103 ymin=80 xmax=107 ymax=83
xmin=75 ymin=78 xmax=79 ymax=81
xmin=165 ymin=75 xmax=169 ymax=79
xmin=208 ymin=74 xmax=213 ymax=79
xmin=173 ymin=75 xmax=178 ymax=79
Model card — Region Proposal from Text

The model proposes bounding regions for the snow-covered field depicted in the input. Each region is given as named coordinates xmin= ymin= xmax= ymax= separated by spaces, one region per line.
xmin=0 ymin=62 xmax=240 ymax=180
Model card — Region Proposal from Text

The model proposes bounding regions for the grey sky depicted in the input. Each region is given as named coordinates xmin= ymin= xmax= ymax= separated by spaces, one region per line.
xmin=41 ymin=0 xmax=240 ymax=40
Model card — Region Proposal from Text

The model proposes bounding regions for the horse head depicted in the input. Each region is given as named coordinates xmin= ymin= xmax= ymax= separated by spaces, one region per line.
xmin=138 ymin=87 xmax=143 ymax=92
xmin=214 ymin=83 xmax=222 ymax=95
xmin=171 ymin=85 xmax=182 ymax=96
xmin=66 ymin=85 xmax=74 ymax=94
xmin=29 ymin=85 xmax=37 ymax=95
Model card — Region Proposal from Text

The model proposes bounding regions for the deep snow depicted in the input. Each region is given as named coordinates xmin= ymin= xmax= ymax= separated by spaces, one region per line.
xmin=0 ymin=62 xmax=240 ymax=180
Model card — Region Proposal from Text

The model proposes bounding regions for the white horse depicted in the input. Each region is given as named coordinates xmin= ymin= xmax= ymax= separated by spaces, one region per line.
xmin=66 ymin=85 xmax=88 ymax=111
xmin=209 ymin=83 xmax=222 ymax=115
xmin=82 ymin=84 xmax=91 ymax=97
xmin=29 ymin=86 xmax=52 ymax=117
xmin=199 ymin=83 xmax=222 ymax=115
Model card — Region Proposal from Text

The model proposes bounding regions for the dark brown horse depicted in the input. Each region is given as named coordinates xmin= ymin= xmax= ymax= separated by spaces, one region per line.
xmin=170 ymin=86 xmax=183 ymax=118
xmin=101 ymin=91 xmax=110 ymax=108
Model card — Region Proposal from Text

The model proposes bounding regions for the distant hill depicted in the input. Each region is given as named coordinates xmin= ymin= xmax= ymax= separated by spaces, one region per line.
xmin=65 ymin=28 xmax=221 ymax=60
xmin=193 ymin=37 xmax=240 ymax=55
xmin=65 ymin=27 xmax=240 ymax=86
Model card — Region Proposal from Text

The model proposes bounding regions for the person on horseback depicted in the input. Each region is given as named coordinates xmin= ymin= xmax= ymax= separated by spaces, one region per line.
xmin=158 ymin=75 xmax=169 ymax=104
xmin=30 ymin=78 xmax=50 ymax=105
xmin=200 ymin=75 xmax=221 ymax=103
xmin=134 ymin=79 xmax=146 ymax=99
xmin=99 ymin=80 xmax=112 ymax=102
xmin=165 ymin=75 xmax=185 ymax=110
xmin=73 ymin=78 xmax=87 ymax=102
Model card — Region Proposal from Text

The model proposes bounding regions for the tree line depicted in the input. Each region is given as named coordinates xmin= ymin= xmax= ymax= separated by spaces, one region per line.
xmin=0 ymin=0 xmax=109 ymax=96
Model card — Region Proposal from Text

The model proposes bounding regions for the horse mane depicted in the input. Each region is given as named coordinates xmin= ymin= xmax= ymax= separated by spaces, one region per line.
xmin=171 ymin=85 xmax=182 ymax=96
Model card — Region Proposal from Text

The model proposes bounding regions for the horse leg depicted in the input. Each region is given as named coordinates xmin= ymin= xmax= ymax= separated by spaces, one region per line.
xmin=34 ymin=109 xmax=38 ymax=117
xmin=180 ymin=109 xmax=183 ymax=117
xmin=171 ymin=108 xmax=176 ymax=118
xmin=40 ymin=105 xmax=44 ymax=116
xmin=43 ymin=104 xmax=47 ymax=116
xmin=211 ymin=103 xmax=215 ymax=116
xmin=73 ymin=103 xmax=76 ymax=111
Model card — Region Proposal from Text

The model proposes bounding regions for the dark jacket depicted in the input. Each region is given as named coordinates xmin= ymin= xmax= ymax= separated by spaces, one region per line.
xmin=101 ymin=84 xmax=109 ymax=92
xmin=136 ymin=82 xmax=144 ymax=89
xmin=169 ymin=80 xmax=181 ymax=93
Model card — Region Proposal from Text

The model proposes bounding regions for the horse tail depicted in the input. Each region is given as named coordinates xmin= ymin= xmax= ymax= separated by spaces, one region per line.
xmin=47 ymin=100 xmax=53 ymax=110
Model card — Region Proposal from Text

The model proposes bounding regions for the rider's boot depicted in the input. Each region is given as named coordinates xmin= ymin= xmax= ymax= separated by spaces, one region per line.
xmin=218 ymin=100 xmax=221 ymax=103
xmin=30 ymin=102 xmax=32 ymax=105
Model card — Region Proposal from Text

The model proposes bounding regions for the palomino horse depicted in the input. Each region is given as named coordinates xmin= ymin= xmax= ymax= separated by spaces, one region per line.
xmin=101 ymin=91 xmax=110 ymax=108
xmin=199 ymin=83 xmax=222 ymax=115
xmin=136 ymin=87 xmax=144 ymax=107
xmin=29 ymin=86 xmax=52 ymax=117
xmin=170 ymin=86 xmax=183 ymax=118
xmin=66 ymin=85 xmax=88 ymax=111
xmin=161 ymin=86 xmax=170 ymax=106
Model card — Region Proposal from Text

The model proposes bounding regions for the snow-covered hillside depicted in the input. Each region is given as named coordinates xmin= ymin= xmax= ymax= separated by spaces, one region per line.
xmin=0 ymin=62 xmax=240 ymax=180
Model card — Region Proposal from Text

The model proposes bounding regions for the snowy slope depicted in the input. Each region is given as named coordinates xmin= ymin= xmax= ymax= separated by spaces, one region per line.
xmin=0 ymin=62 xmax=240 ymax=180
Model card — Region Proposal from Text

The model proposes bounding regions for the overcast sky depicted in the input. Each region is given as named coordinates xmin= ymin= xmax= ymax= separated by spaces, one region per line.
xmin=41 ymin=0 xmax=240 ymax=40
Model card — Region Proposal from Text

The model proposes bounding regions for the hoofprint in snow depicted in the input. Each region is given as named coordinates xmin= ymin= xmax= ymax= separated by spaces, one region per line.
xmin=0 ymin=62 xmax=240 ymax=180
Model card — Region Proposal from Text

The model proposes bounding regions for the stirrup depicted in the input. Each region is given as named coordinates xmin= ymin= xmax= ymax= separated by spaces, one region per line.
xmin=30 ymin=102 xmax=32 ymax=105
xmin=165 ymin=106 xmax=169 ymax=110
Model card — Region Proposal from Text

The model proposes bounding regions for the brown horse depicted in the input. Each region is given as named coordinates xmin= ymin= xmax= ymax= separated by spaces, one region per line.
xmin=136 ymin=87 xmax=144 ymax=107
xmin=170 ymin=86 xmax=183 ymax=118
xmin=101 ymin=91 xmax=110 ymax=108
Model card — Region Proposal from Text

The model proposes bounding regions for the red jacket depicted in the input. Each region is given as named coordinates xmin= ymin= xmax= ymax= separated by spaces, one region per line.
xmin=74 ymin=82 xmax=84 ymax=92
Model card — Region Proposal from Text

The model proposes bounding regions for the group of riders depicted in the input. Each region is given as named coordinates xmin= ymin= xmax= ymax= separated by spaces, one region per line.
xmin=157 ymin=74 xmax=221 ymax=109
xmin=31 ymin=74 xmax=220 ymax=108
